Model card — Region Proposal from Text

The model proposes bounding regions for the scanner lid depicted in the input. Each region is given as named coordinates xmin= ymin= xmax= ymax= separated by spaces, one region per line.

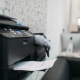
xmin=0 ymin=14 xmax=16 ymax=21
xmin=0 ymin=15 xmax=29 ymax=30
xmin=0 ymin=21 xmax=29 ymax=30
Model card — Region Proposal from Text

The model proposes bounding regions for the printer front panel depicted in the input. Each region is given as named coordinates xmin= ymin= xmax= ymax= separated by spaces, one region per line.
xmin=0 ymin=35 xmax=35 ymax=68
xmin=6 ymin=37 xmax=35 ymax=66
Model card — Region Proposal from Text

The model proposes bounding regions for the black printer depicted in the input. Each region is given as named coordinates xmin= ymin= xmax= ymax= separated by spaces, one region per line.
xmin=0 ymin=15 xmax=36 ymax=80
xmin=0 ymin=15 xmax=47 ymax=80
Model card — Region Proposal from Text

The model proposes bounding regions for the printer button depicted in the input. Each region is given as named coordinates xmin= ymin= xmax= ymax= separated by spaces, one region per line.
xmin=12 ymin=35 xmax=15 ymax=37
xmin=9 ymin=29 xmax=12 ymax=31
xmin=4 ymin=28 xmax=7 ymax=31
xmin=13 ymin=32 xmax=16 ymax=34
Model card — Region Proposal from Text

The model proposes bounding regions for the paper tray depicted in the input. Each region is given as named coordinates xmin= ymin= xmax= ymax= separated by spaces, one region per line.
xmin=14 ymin=60 xmax=56 ymax=71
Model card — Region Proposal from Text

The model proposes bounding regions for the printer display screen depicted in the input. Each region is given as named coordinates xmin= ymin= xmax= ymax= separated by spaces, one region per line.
xmin=15 ymin=31 xmax=22 ymax=34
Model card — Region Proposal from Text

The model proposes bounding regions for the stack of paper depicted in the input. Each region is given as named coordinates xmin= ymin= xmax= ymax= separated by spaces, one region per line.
xmin=14 ymin=59 xmax=56 ymax=71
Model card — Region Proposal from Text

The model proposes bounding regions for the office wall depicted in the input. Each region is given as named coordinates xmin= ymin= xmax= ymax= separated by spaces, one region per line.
xmin=0 ymin=0 xmax=10 ymax=15
xmin=9 ymin=0 xmax=47 ymax=33
xmin=46 ymin=0 xmax=66 ymax=58
xmin=68 ymin=0 xmax=80 ymax=24
xmin=67 ymin=0 xmax=80 ymax=32
xmin=71 ymin=0 xmax=80 ymax=23
xmin=62 ymin=0 xmax=79 ymax=32
xmin=66 ymin=0 xmax=71 ymax=32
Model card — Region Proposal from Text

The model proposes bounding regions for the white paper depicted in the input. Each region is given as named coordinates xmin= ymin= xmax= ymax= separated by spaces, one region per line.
xmin=14 ymin=59 xmax=56 ymax=71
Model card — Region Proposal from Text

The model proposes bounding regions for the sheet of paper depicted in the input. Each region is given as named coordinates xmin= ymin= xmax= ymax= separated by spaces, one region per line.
xmin=14 ymin=59 xmax=56 ymax=71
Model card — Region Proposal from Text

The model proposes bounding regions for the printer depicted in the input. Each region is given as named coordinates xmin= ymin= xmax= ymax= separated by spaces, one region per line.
xmin=0 ymin=15 xmax=35 ymax=80
xmin=0 ymin=15 xmax=46 ymax=80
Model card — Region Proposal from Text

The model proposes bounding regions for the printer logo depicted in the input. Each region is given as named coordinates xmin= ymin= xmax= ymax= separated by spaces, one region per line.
xmin=23 ymin=42 xmax=27 ymax=45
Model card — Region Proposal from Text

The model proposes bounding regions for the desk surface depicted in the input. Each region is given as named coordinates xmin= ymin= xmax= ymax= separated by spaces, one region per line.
xmin=59 ymin=52 xmax=80 ymax=58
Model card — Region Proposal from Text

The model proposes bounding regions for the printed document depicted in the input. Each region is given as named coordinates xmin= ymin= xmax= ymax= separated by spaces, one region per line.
xmin=14 ymin=59 xmax=56 ymax=71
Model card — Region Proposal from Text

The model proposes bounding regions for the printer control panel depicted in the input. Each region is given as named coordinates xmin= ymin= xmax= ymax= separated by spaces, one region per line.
xmin=1 ymin=28 xmax=33 ymax=38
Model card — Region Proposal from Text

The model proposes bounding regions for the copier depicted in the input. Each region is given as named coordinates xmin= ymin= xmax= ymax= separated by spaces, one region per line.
xmin=0 ymin=15 xmax=46 ymax=80
xmin=0 ymin=15 xmax=35 ymax=80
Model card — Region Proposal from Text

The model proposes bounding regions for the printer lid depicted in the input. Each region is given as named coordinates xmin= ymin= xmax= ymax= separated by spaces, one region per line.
xmin=0 ymin=14 xmax=16 ymax=20
xmin=0 ymin=20 xmax=29 ymax=30
xmin=0 ymin=15 xmax=29 ymax=30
